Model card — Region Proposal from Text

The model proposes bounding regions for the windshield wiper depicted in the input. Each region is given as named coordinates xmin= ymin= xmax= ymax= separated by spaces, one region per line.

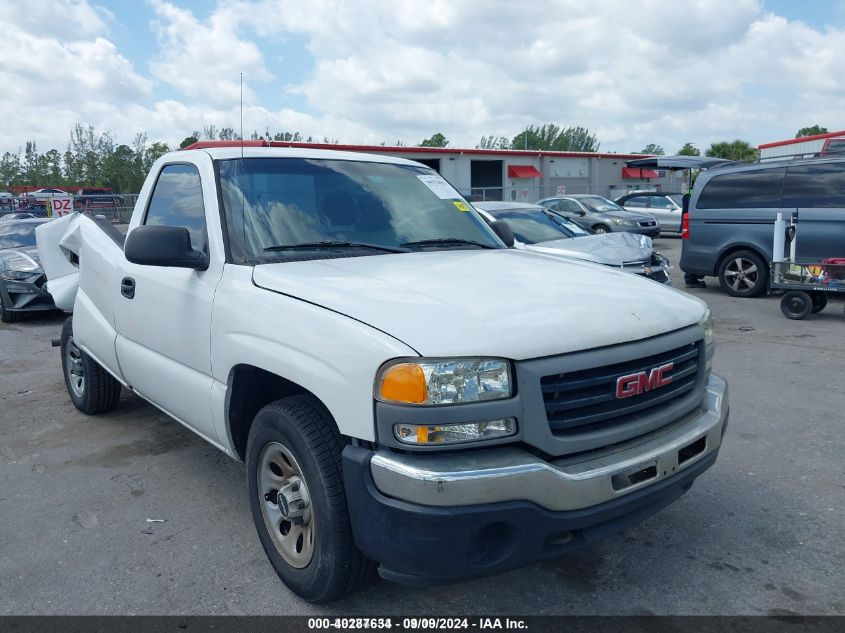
xmin=400 ymin=238 xmax=495 ymax=249
xmin=263 ymin=240 xmax=409 ymax=253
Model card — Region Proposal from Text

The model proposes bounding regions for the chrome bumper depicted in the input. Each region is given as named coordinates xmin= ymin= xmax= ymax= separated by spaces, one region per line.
xmin=371 ymin=373 xmax=728 ymax=512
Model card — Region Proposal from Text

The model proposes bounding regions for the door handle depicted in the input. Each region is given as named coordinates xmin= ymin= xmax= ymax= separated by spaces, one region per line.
xmin=121 ymin=277 xmax=135 ymax=299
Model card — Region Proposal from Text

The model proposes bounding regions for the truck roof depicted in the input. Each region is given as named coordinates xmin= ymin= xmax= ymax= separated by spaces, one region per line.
xmin=180 ymin=145 xmax=425 ymax=167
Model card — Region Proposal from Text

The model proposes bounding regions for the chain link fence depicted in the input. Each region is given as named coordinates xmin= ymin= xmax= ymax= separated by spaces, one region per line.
xmin=74 ymin=194 xmax=139 ymax=225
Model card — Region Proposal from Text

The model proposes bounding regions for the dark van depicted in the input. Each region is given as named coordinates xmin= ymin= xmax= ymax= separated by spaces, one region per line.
xmin=680 ymin=157 xmax=845 ymax=297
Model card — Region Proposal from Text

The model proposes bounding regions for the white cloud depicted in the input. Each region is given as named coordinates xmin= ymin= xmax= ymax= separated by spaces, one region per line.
xmin=2 ymin=0 xmax=845 ymax=156
xmin=148 ymin=0 xmax=271 ymax=106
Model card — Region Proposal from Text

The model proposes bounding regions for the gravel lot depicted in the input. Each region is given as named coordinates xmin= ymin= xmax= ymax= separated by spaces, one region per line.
xmin=1 ymin=237 xmax=843 ymax=615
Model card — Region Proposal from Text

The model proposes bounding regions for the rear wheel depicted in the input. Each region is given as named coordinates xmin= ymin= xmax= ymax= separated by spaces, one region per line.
xmin=60 ymin=318 xmax=122 ymax=414
xmin=593 ymin=224 xmax=610 ymax=234
xmin=718 ymin=250 xmax=768 ymax=298
xmin=246 ymin=394 xmax=374 ymax=603
xmin=781 ymin=291 xmax=813 ymax=320
xmin=811 ymin=293 xmax=828 ymax=314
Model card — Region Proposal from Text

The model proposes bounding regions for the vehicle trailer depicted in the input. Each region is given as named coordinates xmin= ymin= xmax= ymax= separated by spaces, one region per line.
xmin=37 ymin=145 xmax=729 ymax=602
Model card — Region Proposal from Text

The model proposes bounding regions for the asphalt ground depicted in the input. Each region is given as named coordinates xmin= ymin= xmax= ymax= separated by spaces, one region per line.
xmin=1 ymin=236 xmax=843 ymax=615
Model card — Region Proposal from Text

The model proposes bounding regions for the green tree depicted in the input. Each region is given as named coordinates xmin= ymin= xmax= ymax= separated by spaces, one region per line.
xmin=102 ymin=144 xmax=137 ymax=193
xmin=0 ymin=151 xmax=21 ymax=189
xmin=677 ymin=142 xmax=701 ymax=156
xmin=477 ymin=135 xmax=511 ymax=150
xmin=43 ymin=149 xmax=63 ymax=185
xmin=419 ymin=132 xmax=449 ymax=148
xmin=179 ymin=135 xmax=199 ymax=149
xmin=639 ymin=143 xmax=664 ymax=155
xmin=512 ymin=124 xmax=599 ymax=152
xmin=272 ymin=131 xmax=303 ymax=142
xmin=795 ymin=125 xmax=828 ymax=138
xmin=705 ymin=139 xmax=758 ymax=162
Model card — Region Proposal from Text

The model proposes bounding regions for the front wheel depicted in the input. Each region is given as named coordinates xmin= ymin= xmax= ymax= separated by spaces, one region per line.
xmin=718 ymin=250 xmax=768 ymax=298
xmin=60 ymin=318 xmax=122 ymax=414
xmin=246 ymin=394 xmax=374 ymax=603
xmin=593 ymin=224 xmax=609 ymax=234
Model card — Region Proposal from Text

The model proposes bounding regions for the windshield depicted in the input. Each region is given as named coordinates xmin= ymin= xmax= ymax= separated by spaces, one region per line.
xmin=488 ymin=209 xmax=590 ymax=244
xmin=668 ymin=194 xmax=683 ymax=206
xmin=218 ymin=158 xmax=502 ymax=262
xmin=0 ymin=223 xmax=39 ymax=249
xmin=578 ymin=196 xmax=626 ymax=213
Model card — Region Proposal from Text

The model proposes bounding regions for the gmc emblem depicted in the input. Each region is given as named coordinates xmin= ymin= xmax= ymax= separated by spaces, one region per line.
xmin=615 ymin=363 xmax=674 ymax=399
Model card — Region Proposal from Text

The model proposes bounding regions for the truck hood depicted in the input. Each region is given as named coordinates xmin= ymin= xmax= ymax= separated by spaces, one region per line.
xmin=252 ymin=249 xmax=705 ymax=360
xmin=523 ymin=233 xmax=652 ymax=265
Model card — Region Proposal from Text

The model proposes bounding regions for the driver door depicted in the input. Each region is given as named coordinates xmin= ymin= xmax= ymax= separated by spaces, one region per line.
xmin=114 ymin=161 xmax=224 ymax=441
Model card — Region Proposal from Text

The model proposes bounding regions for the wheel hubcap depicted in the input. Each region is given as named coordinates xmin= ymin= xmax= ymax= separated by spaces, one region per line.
xmin=65 ymin=337 xmax=85 ymax=398
xmin=724 ymin=257 xmax=759 ymax=292
xmin=257 ymin=442 xmax=315 ymax=568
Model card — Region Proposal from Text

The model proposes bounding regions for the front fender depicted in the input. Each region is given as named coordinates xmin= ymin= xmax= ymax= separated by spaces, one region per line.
xmin=210 ymin=266 xmax=417 ymax=445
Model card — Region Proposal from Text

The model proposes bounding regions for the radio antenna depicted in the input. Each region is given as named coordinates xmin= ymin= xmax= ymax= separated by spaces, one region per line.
xmin=240 ymin=72 xmax=246 ymax=260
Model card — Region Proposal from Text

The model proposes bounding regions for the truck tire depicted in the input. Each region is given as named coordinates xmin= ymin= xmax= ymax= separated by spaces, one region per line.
xmin=60 ymin=318 xmax=122 ymax=414
xmin=718 ymin=249 xmax=768 ymax=298
xmin=246 ymin=394 xmax=374 ymax=603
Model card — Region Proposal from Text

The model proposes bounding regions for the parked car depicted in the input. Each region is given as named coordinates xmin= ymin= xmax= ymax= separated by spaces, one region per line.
xmin=615 ymin=191 xmax=683 ymax=232
xmin=0 ymin=193 xmax=16 ymax=215
xmin=0 ymin=218 xmax=56 ymax=322
xmin=474 ymin=201 xmax=671 ymax=284
xmin=18 ymin=188 xmax=69 ymax=209
xmin=537 ymin=194 xmax=660 ymax=236
xmin=680 ymin=156 xmax=845 ymax=297
xmin=0 ymin=212 xmax=38 ymax=223
xmin=75 ymin=188 xmax=124 ymax=209
xmin=37 ymin=146 xmax=727 ymax=602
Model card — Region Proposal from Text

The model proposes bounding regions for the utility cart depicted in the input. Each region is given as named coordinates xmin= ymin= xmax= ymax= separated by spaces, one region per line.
xmin=771 ymin=259 xmax=845 ymax=319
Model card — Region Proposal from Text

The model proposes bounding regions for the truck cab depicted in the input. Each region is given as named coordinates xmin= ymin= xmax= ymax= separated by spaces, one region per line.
xmin=37 ymin=145 xmax=729 ymax=602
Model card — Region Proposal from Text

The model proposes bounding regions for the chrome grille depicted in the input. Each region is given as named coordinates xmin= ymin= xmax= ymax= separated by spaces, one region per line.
xmin=541 ymin=341 xmax=701 ymax=434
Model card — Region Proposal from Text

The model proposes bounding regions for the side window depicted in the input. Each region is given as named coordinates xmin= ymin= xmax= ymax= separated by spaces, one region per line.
xmin=648 ymin=196 xmax=673 ymax=208
xmin=697 ymin=168 xmax=785 ymax=209
xmin=559 ymin=199 xmax=582 ymax=213
xmin=783 ymin=163 xmax=845 ymax=208
xmin=540 ymin=199 xmax=560 ymax=211
xmin=625 ymin=196 xmax=649 ymax=208
xmin=145 ymin=164 xmax=207 ymax=250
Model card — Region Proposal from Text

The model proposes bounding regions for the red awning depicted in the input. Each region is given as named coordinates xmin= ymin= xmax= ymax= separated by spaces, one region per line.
xmin=507 ymin=165 xmax=543 ymax=178
xmin=622 ymin=166 xmax=659 ymax=179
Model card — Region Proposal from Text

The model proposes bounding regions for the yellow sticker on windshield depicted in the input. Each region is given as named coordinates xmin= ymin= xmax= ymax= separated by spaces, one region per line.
xmin=453 ymin=200 xmax=470 ymax=212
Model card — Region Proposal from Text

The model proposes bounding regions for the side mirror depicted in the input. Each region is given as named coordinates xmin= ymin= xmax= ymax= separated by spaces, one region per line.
xmin=125 ymin=225 xmax=208 ymax=270
xmin=490 ymin=220 xmax=515 ymax=248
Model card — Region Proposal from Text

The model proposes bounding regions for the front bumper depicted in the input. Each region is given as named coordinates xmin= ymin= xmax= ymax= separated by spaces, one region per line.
xmin=619 ymin=225 xmax=660 ymax=237
xmin=0 ymin=278 xmax=56 ymax=315
xmin=343 ymin=373 xmax=728 ymax=584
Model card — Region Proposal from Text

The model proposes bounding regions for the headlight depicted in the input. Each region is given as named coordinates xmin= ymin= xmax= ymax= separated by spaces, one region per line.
xmin=394 ymin=418 xmax=516 ymax=445
xmin=376 ymin=358 xmax=512 ymax=405
xmin=611 ymin=219 xmax=631 ymax=226
xmin=0 ymin=270 xmax=33 ymax=281
xmin=700 ymin=308 xmax=714 ymax=347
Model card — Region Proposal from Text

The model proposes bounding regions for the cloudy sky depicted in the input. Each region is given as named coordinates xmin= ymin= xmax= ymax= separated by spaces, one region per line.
xmin=1 ymin=0 xmax=844 ymax=155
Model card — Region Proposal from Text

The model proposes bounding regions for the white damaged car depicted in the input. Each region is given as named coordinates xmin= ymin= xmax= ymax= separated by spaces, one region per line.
xmin=475 ymin=201 xmax=672 ymax=284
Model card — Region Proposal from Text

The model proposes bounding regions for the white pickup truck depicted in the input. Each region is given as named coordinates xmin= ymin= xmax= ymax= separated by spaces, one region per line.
xmin=36 ymin=144 xmax=729 ymax=603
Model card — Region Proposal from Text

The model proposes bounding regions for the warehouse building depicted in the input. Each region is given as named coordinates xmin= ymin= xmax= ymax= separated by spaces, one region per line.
xmin=758 ymin=129 xmax=845 ymax=160
xmin=261 ymin=142 xmax=680 ymax=202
